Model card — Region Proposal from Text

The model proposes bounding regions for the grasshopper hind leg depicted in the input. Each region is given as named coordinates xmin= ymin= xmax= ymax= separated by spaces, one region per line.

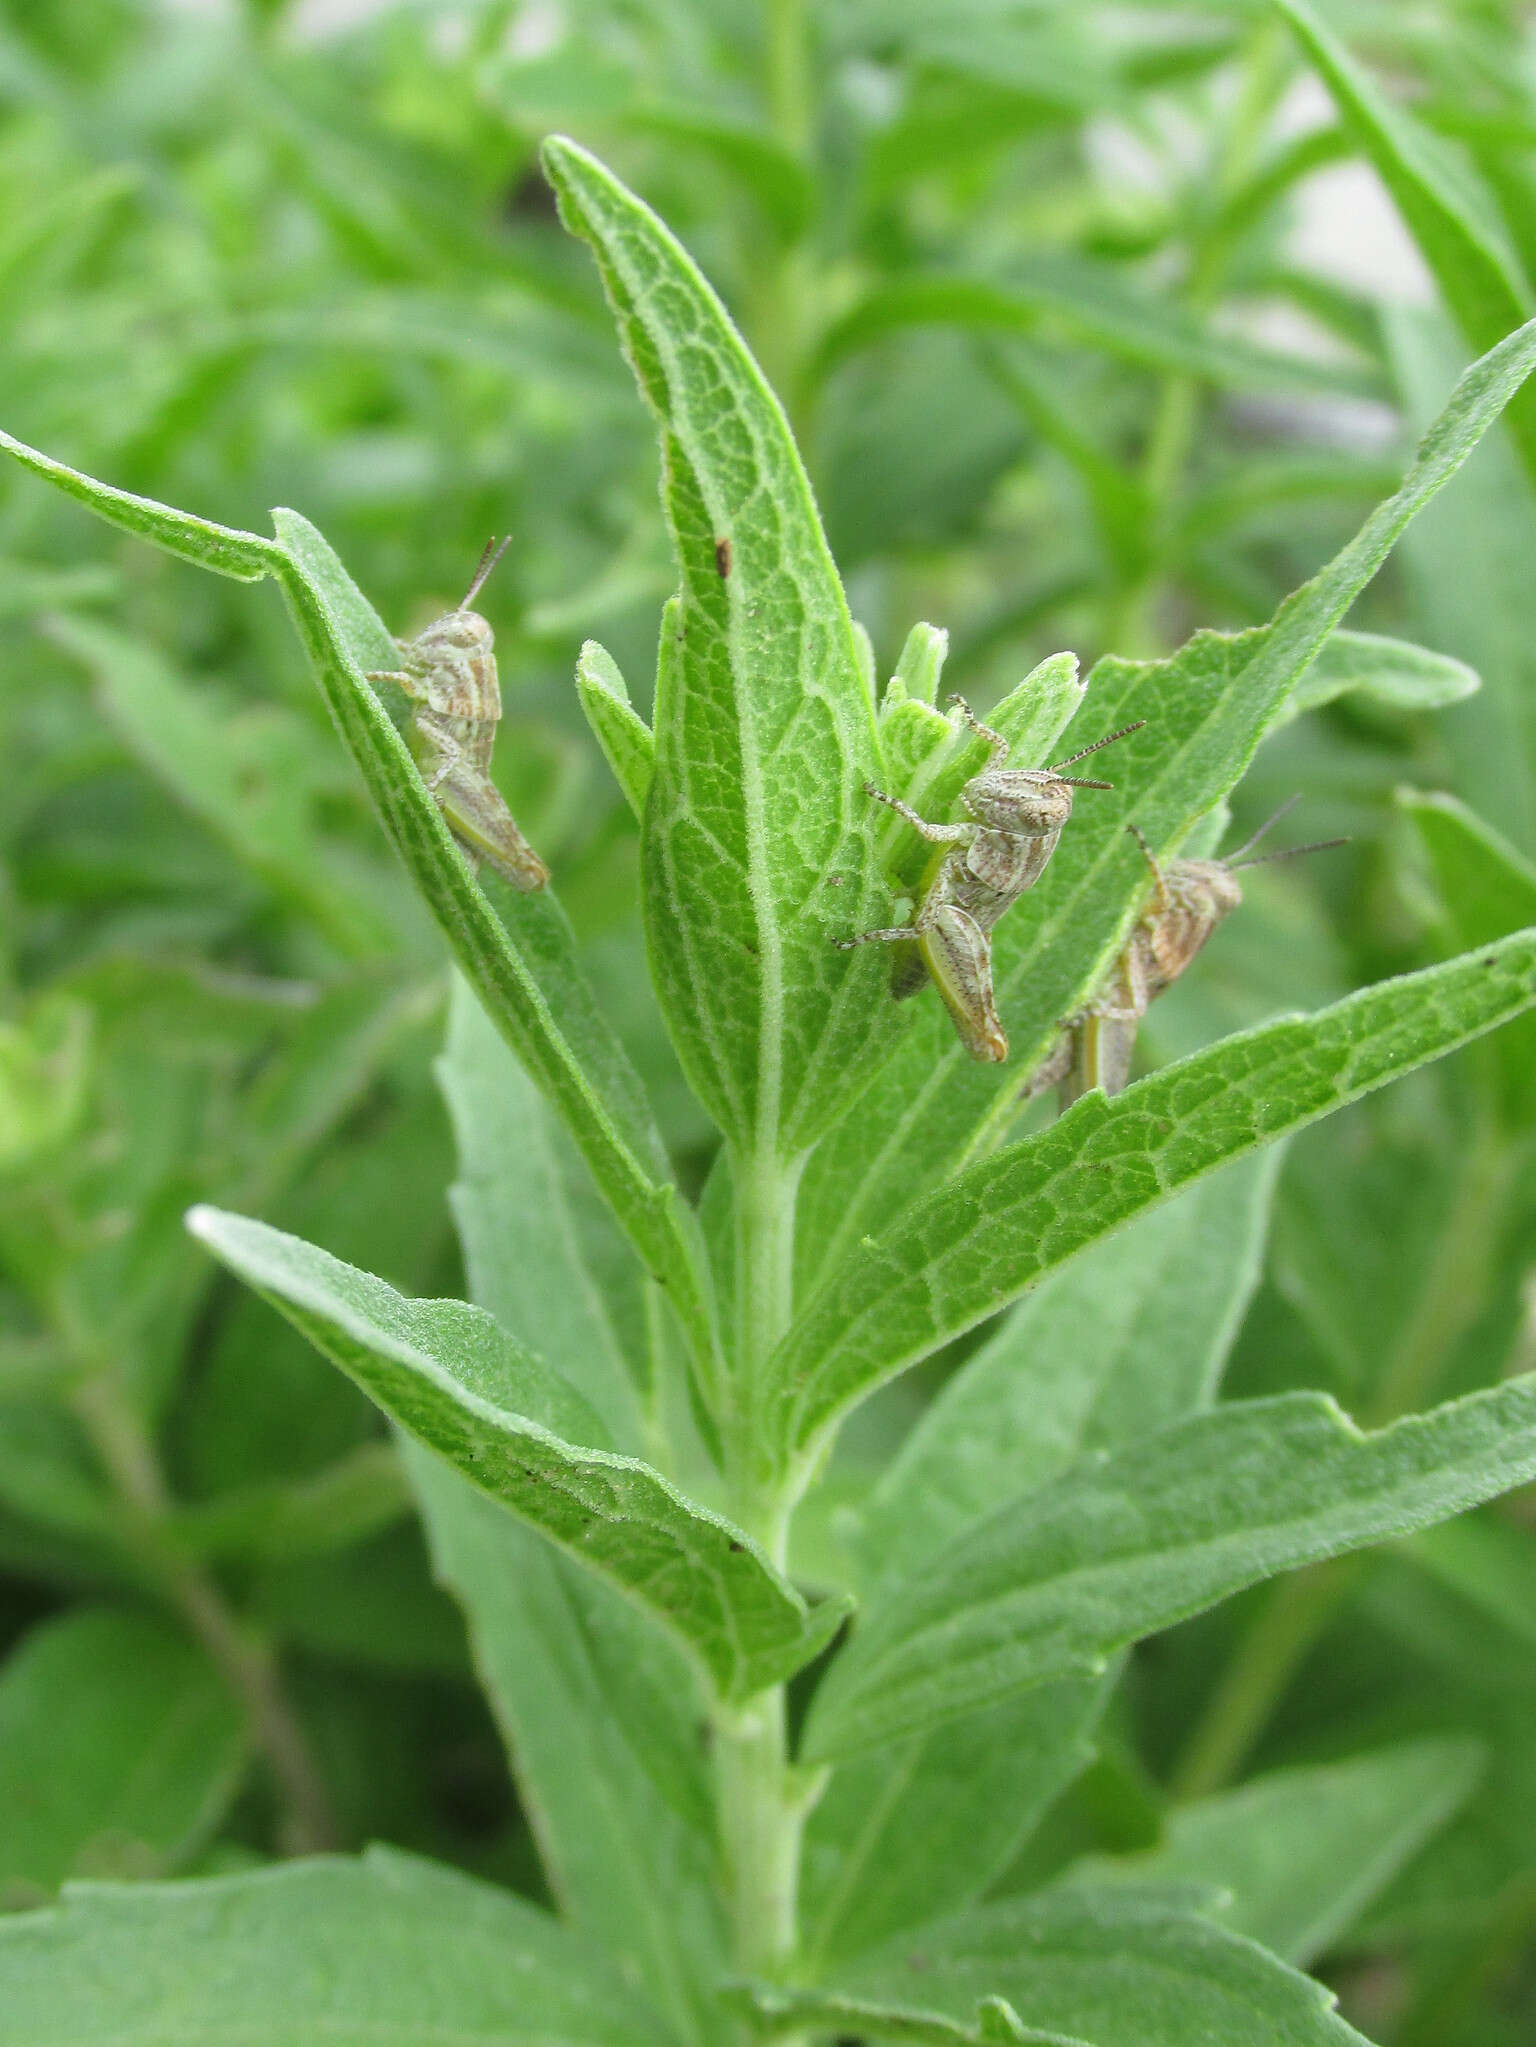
xmin=438 ymin=764 xmax=550 ymax=891
xmin=832 ymin=925 xmax=929 ymax=999
xmin=923 ymin=902 xmax=1007 ymax=1063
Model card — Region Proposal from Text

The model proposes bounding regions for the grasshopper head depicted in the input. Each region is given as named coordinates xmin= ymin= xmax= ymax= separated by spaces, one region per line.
xmin=961 ymin=767 xmax=1076 ymax=836
xmin=962 ymin=719 xmax=1144 ymax=836
xmin=413 ymin=607 xmax=495 ymax=658
xmin=1139 ymin=858 xmax=1242 ymax=995
xmin=1175 ymin=858 xmax=1244 ymax=922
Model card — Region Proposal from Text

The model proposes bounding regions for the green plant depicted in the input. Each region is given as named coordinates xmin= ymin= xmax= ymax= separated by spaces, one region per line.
xmin=4 ymin=118 xmax=1536 ymax=2042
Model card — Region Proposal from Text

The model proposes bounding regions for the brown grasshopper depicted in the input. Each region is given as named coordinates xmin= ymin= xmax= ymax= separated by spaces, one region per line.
xmin=365 ymin=537 xmax=549 ymax=891
xmin=1034 ymin=802 xmax=1345 ymax=1102
xmin=833 ymin=696 xmax=1143 ymax=1062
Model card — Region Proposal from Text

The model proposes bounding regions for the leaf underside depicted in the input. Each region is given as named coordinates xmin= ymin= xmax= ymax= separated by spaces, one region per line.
xmin=188 ymin=1206 xmax=840 ymax=1705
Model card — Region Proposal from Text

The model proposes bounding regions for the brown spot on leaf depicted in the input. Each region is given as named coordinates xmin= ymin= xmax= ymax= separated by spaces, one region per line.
xmin=714 ymin=536 xmax=732 ymax=578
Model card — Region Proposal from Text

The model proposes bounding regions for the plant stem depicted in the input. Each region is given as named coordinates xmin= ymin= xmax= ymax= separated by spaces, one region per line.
xmin=716 ymin=1686 xmax=801 ymax=1977
xmin=716 ymin=1147 xmax=808 ymax=2007
xmin=730 ymin=1151 xmax=801 ymax=1491
xmin=765 ymin=0 xmax=811 ymax=159
xmin=71 ymin=1370 xmax=338 ymax=1856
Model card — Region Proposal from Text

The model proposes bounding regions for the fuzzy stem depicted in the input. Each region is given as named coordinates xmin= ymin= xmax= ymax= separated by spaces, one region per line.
xmin=715 ymin=1147 xmax=809 ymax=2011
xmin=715 ymin=1685 xmax=802 ymax=1978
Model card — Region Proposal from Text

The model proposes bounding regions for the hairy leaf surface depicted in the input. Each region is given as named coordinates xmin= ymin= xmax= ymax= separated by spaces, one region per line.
xmin=0 ymin=1849 xmax=671 ymax=2045
xmin=188 ymin=1207 xmax=841 ymax=1703
xmin=0 ymin=428 xmax=718 ymax=1384
xmin=775 ymin=932 xmax=1536 ymax=1462
xmin=807 ymin=1374 xmax=1536 ymax=1759
xmin=794 ymin=318 xmax=1536 ymax=1291
xmin=796 ymin=1887 xmax=1371 ymax=2046
xmin=1070 ymin=1738 xmax=1483 ymax=1966
xmin=420 ymin=986 xmax=725 ymax=2039
xmin=544 ymin=134 xmax=900 ymax=1158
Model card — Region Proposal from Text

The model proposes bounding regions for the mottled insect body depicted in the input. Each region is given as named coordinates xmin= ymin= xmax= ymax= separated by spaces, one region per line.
xmin=1035 ymin=805 xmax=1344 ymax=1103
xmin=365 ymin=538 xmax=549 ymax=892
xmin=834 ymin=696 xmax=1142 ymax=1063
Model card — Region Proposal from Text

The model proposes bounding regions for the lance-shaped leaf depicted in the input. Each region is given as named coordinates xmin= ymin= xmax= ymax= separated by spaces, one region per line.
xmin=422 ymin=984 xmax=726 ymax=2043
xmin=0 ymin=1848 xmax=673 ymax=2046
xmin=437 ymin=977 xmax=648 ymax=1450
xmin=801 ymin=1678 xmax=1109 ymax=1974
xmin=1278 ymin=0 xmax=1536 ymax=493
xmin=1389 ymin=309 xmax=1536 ymax=844
xmin=794 ymin=317 xmax=1536 ymax=1296
xmin=0 ymin=429 xmax=719 ymax=1390
xmin=543 ymin=134 xmax=901 ymax=1158
xmin=1069 ymin=1737 xmax=1483 ymax=1967
xmin=576 ymin=638 xmax=654 ymax=822
xmin=269 ymin=510 xmax=720 ymax=1388
xmin=186 ymin=1207 xmax=843 ymax=1704
xmin=848 ymin=1155 xmax=1280 ymax=1599
xmin=806 ymin=1374 xmax=1536 ymax=1761
xmin=735 ymin=1981 xmax=1084 ymax=2046
xmin=801 ymin=1160 xmax=1275 ymax=1969
xmin=0 ymin=1607 xmax=247 ymax=1898
xmin=774 ymin=930 xmax=1536 ymax=1468
xmin=807 ymin=1887 xmax=1372 ymax=2047
xmin=0 ymin=427 xmax=279 ymax=581
xmin=410 ymin=1457 xmax=728 ymax=2045
xmin=1286 ymin=628 xmax=1479 ymax=721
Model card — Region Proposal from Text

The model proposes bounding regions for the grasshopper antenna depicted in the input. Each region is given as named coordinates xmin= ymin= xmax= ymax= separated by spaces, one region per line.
xmin=461 ymin=535 xmax=512 ymax=611
xmin=1221 ymin=793 xmax=1302 ymax=866
xmin=1049 ymin=720 xmax=1146 ymax=791
xmin=1227 ymin=835 xmax=1349 ymax=872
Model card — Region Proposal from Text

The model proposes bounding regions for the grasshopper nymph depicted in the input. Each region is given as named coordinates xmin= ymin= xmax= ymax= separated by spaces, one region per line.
xmin=365 ymin=537 xmax=550 ymax=891
xmin=1035 ymin=802 xmax=1345 ymax=1102
xmin=834 ymin=696 xmax=1143 ymax=1062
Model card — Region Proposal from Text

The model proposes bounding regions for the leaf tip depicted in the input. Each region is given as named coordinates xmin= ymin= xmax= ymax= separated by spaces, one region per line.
xmin=184 ymin=1202 xmax=222 ymax=1245
xmin=538 ymin=132 xmax=592 ymax=195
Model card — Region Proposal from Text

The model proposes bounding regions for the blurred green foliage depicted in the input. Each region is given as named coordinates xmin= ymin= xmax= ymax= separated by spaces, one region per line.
xmin=3 ymin=2 xmax=1536 ymax=2041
